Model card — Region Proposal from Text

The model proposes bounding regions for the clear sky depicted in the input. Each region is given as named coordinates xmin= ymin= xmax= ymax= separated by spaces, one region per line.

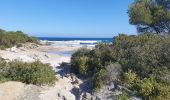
xmin=0 ymin=0 xmax=136 ymax=38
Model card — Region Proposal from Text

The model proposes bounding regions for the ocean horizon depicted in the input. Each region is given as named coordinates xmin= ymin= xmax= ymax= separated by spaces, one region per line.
xmin=38 ymin=37 xmax=113 ymax=41
xmin=38 ymin=37 xmax=113 ymax=47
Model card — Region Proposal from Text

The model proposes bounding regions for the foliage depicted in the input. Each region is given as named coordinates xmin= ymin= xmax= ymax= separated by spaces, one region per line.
xmin=71 ymin=33 xmax=170 ymax=99
xmin=123 ymin=69 xmax=137 ymax=87
xmin=117 ymin=34 xmax=170 ymax=99
xmin=71 ymin=48 xmax=90 ymax=76
xmin=117 ymin=92 xmax=129 ymax=100
xmin=0 ymin=29 xmax=38 ymax=49
xmin=104 ymin=63 xmax=122 ymax=85
xmin=90 ymin=69 xmax=106 ymax=91
xmin=128 ymin=0 xmax=170 ymax=34
xmin=0 ymin=59 xmax=56 ymax=85
xmin=71 ymin=44 xmax=122 ymax=90
xmin=135 ymin=76 xmax=169 ymax=99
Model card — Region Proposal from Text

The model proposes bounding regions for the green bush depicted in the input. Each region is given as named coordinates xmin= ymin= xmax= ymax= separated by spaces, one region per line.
xmin=71 ymin=45 xmax=122 ymax=91
xmin=90 ymin=69 xmax=106 ymax=91
xmin=0 ymin=29 xmax=38 ymax=49
xmin=0 ymin=59 xmax=56 ymax=85
xmin=16 ymin=43 xmax=23 ymax=48
xmin=123 ymin=70 xmax=170 ymax=99
xmin=71 ymin=48 xmax=90 ymax=75
xmin=0 ymin=58 xmax=10 ymax=82
xmin=115 ymin=34 xmax=170 ymax=78
xmin=70 ymin=33 xmax=170 ymax=99
xmin=104 ymin=63 xmax=122 ymax=85
xmin=123 ymin=69 xmax=137 ymax=87
xmin=78 ymin=56 xmax=89 ymax=76
xmin=134 ymin=76 xmax=170 ymax=100
xmin=117 ymin=92 xmax=129 ymax=100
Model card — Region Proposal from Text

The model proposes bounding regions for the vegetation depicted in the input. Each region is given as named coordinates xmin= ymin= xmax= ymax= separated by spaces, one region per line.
xmin=0 ymin=29 xmax=38 ymax=49
xmin=71 ymin=33 xmax=170 ymax=99
xmin=117 ymin=92 xmax=129 ymax=100
xmin=71 ymin=1 xmax=170 ymax=99
xmin=128 ymin=0 xmax=170 ymax=34
xmin=71 ymin=48 xmax=90 ymax=77
xmin=0 ymin=58 xmax=56 ymax=85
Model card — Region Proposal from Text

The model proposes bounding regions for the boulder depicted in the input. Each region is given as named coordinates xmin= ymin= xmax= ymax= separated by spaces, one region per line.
xmin=10 ymin=46 xmax=18 ymax=52
xmin=82 ymin=92 xmax=91 ymax=99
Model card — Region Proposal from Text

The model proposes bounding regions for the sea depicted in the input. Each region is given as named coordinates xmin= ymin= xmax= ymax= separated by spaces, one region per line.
xmin=38 ymin=37 xmax=113 ymax=57
xmin=38 ymin=37 xmax=113 ymax=47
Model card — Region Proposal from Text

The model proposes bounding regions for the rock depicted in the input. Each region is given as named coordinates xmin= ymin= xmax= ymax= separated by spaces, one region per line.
xmin=75 ymin=78 xmax=79 ymax=84
xmin=82 ymin=92 xmax=91 ymax=99
xmin=44 ymin=54 xmax=49 ymax=58
xmin=114 ymin=90 xmax=122 ymax=95
xmin=70 ymin=73 xmax=75 ymax=82
xmin=57 ymin=93 xmax=61 ymax=97
xmin=71 ymin=86 xmax=80 ymax=100
xmin=117 ymin=85 xmax=122 ymax=90
xmin=96 ymin=96 xmax=101 ymax=100
xmin=107 ymin=83 xmax=115 ymax=91
xmin=91 ymin=96 xmax=95 ymax=100
xmin=10 ymin=46 xmax=18 ymax=52
xmin=62 ymin=96 xmax=67 ymax=100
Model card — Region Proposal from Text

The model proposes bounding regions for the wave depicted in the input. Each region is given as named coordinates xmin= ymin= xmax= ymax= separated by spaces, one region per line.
xmin=40 ymin=40 xmax=101 ymax=47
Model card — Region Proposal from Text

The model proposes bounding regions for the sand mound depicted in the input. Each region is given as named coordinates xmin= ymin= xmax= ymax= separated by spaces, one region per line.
xmin=0 ymin=81 xmax=25 ymax=100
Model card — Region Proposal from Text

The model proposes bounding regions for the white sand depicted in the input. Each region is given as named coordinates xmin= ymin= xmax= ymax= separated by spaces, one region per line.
xmin=0 ymin=81 xmax=25 ymax=100
xmin=0 ymin=44 xmax=82 ymax=100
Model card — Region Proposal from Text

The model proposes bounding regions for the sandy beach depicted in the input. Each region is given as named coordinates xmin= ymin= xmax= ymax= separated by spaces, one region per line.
xmin=0 ymin=44 xmax=84 ymax=100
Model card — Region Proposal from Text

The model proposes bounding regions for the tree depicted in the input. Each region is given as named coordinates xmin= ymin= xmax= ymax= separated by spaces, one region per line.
xmin=128 ymin=0 xmax=170 ymax=34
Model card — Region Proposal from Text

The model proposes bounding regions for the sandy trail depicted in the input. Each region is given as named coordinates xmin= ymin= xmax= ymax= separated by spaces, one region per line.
xmin=0 ymin=44 xmax=83 ymax=100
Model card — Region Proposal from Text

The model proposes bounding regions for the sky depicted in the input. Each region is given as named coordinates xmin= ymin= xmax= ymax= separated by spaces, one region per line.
xmin=0 ymin=0 xmax=136 ymax=38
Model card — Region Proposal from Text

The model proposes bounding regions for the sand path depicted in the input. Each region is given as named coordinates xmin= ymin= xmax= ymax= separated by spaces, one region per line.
xmin=0 ymin=45 xmax=82 ymax=100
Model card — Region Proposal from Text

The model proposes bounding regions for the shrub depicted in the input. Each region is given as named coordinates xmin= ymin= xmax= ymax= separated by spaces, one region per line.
xmin=104 ymin=62 xmax=122 ymax=85
xmin=70 ymin=33 xmax=170 ymax=99
xmin=116 ymin=34 xmax=170 ymax=78
xmin=123 ymin=70 xmax=137 ymax=87
xmin=78 ymin=56 xmax=89 ymax=76
xmin=0 ymin=58 xmax=10 ymax=82
xmin=134 ymin=76 xmax=170 ymax=100
xmin=0 ymin=59 xmax=57 ymax=85
xmin=0 ymin=29 xmax=38 ymax=49
xmin=8 ymin=61 xmax=57 ymax=85
xmin=16 ymin=43 xmax=23 ymax=48
xmin=0 ymin=45 xmax=6 ymax=50
xmin=117 ymin=92 xmax=129 ymax=100
xmin=90 ymin=69 xmax=106 ymax=91
xmin=71 ymin=48 xmax=90 ymax=75
xmin=123 ymin=72 xmax=170 ymax=100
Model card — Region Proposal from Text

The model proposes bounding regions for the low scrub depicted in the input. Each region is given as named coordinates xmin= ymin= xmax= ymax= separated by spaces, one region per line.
xmin=71 ymin=33 xmax=170 ymax=99
xmin=0 ymin=29 xmax=38 ymax=49
xmin=71 ymin=48 xmax=90 ymax=76
xmin=0 ymin=59 xmax=56 ymax=85
xmin=123 ymin=70 xmax=170 ymax=99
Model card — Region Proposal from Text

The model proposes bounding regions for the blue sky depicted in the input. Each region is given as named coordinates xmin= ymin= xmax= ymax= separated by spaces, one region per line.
xmin=0 ymin=0 xmax=136 ymax=37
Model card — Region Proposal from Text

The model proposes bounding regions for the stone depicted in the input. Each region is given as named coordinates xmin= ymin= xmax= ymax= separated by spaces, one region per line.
xmin=74 ymin=78 xmax=80 ymax=84
xmin=95 ymin=96 xmax=101 ymax=100
xmin=82 ymin=92 xmax=91 ymax=99
xmin=57 ymin=93 xmax=61 ymax=97
xmin=10 ymin=46 xmax=18 ymax=52
xmin=62 ymin=95 xmax=67 ymax=100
